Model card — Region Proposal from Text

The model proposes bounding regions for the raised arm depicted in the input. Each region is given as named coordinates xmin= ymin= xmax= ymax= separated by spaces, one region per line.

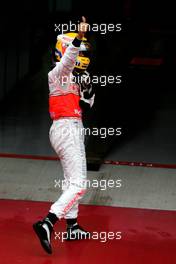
xmin=48 ymin=17 xmax=89 ymax=85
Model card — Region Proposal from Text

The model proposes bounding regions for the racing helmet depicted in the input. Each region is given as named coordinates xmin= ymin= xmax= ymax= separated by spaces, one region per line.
xmin=55 ymin=32 xmax=91 ymax=72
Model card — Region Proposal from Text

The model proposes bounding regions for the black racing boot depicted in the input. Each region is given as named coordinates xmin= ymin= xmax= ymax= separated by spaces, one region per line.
xmin=66 ymin=223 xmax=91 ymax=241
xmin=33 ymin=220 xmax=53 ymax=254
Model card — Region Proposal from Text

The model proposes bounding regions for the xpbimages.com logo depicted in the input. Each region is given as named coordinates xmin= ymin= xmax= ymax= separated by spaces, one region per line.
xmin=52 ymin=74 xmax=122 ymax=87
xmin=54 ymin=178 xmax=122 ymax=191
xmin=51 ymin=126 xmax=122 ymax=139
xmin=54 ymin=21 xmax=122 ymax=35
xmin=54 ymin=230 xmax=122 ymax=243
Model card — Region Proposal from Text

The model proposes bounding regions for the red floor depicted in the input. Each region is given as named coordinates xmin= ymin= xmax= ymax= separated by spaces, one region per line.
xmin=0 ymin=199 xmax=176 ymax=264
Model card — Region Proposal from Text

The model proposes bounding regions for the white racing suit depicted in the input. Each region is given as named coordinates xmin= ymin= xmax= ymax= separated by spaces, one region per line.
xmin=48 ymin=40 xmax=94 ymax=219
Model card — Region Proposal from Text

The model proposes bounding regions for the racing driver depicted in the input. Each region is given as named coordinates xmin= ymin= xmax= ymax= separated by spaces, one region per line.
xmin=33 ymin=16 xmax=95 ymax=254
